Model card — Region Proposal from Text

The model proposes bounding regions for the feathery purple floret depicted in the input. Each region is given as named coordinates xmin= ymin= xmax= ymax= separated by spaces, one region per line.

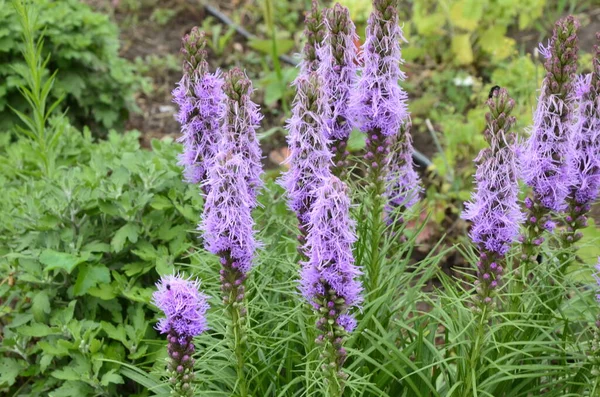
xmin=385 ymin=122 xmax=422 ymax=222
xmin=152 ymin=274 xmax=210 ymax=341
xmin=301 ymin=176 xmax=362 ymax=329
xmin=280 ymin=72 xmax=333 ymax=232
xmin=522 ymin=16 xmax=579 ymax=214
xmin=352 ymin=0 xmax=408 ymax=138
xmin=220 ymin=68 xmax=264 ymax=202
xmin=202 ymin=152 xmax=258 ymax=275
xmin=318 ymin=4 xmax=358 ymax=176
xmin=568 ymin=39 xmax=600 ymax=208
xmin=173 ymin=28 xmax=225 ymax=187
xmin=463 ymin=88 xmax=523 ymax=305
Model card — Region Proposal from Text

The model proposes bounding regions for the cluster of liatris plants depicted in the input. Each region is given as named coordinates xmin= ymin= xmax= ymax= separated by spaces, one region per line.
xmin=148 ymin=1 xmax=600 ymax=396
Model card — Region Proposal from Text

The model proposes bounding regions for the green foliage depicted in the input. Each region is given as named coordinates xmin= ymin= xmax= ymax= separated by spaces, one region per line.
xmin=0 ymin=0 xmax=143 ymax=132
xmin=0 ymin=126 xmax=203 ymax=396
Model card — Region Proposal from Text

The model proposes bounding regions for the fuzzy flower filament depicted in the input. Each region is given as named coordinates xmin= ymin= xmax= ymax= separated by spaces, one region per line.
xmin=301 ymin=176 xmax=362 ymax=394
xmin=318 ymin=3 xmax=358 ymax=178
xmin=152 ymin=274 xmax=209 ymax=397
xmin=172 ymin=28 xmax=225 ymax=189
xmin=385 ymin=121 xmax=422 ymax=227
xmin=463 ymin=88 xmax=523 ymax=307
xmin=521 ymin=16 xmax=579 ymax=267
xmin=280 ymin=72 xmax=333 ymax=249
xmin=563 ymin=34 xmax=600 ymax=248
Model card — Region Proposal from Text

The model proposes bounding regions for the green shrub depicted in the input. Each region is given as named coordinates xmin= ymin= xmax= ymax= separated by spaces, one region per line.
xmin=0 ymin=125 xmax=204 ymax=395
xmin=0 ymin=0 xmax=143 ymax=132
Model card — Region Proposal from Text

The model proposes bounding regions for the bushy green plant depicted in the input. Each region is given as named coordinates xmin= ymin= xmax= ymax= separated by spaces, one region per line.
xmin=0 ymin=123 xmax=206 ymax=395
xmin=0 ymin=0 xmax=143 ymax=132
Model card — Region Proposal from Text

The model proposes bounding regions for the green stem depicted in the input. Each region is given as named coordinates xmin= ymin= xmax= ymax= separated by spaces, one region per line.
xmin=229 ymin=303 xmax=248 ymax=397
xmin=365 ymin=131 xmax=388 ymax=297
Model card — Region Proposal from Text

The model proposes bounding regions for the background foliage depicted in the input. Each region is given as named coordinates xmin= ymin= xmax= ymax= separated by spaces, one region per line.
xmin=0 ymin=0 xmax=143 ymax=132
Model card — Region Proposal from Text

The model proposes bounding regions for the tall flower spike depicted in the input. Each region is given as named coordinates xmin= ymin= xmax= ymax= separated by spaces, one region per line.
xmin=300 ymin=0 xmax=324 ymax=75
xmin=221 ymin=68 xmax=264 ymax=203
xmin=301 ymin=176 xmax=362 ymax=394
xmin=318 ymin=3 xmax=358 ymax=177
xmin=280 ymin=72 xmax=333 ymax=248
xmin=385 ymin=121 xmax=422 ymax=225
xmin=201 ymin=150 xmax=257 ymax=396
xmin=152 ymin=274 xmax=209 ymax=397
xmin=563 ymin=33 xmax=600 ymax=247
xmin=351 ymin=0 xmax=409 ymax=293
xmin=463 ymin=88 xmax=523 ymax=308
xmin=172 ymin=28 xmax=225 ymax=188
xmin=521 ymin=16 xmax=578 ymax=268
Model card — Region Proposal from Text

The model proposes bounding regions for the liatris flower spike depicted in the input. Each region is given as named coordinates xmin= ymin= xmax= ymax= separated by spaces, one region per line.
xmin=172 ymin=27 xmax=225 ymax=189
xmin=201 ymin=149 xmax=257 ymax=395
xmin=463 ymin=88 xmax=523 ymax=308
xmin=385 ymin=121 xmax=422 ymax=226
xmin=521 ymin=16 xmax=578 ymax=265
xmin=318 ymin=3 xmax=358 ymax=177
xmin=563 ymin=33 xmax=600 ymax=246
xmin=301 ymin=176 xmax=362 ymax=393
xmin=353 ymin=0 xmax=409 ymax=190
xmin=280 ymin=72 xmax=332 ymax=248
xmin=152 ymin=274 xmax=209 ymax=397
xmin=351 ymin=0 xmax=410 ymax=294
xmin=221 ymin=68 xmax=264 ymax=203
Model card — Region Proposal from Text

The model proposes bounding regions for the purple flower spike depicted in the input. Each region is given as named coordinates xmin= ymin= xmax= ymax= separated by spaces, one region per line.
xmin=152 ymin=274 xmax=209 ymax=396
xmin=385 ymin=122 xmax=422 ymax=224
xmin=352 ymin=0 xmax=408 ymax=139
xmin=318 ymin=3 xmax=358 ymax=177
xmin=463 ymin=88 xmax=523 ymax=306
xmin=563 ymin=33 xmax=600 ymax=244
xmin=221 ymin=68 xmax=264 ymax=203
xmin=301 ymin=176 xmax=362 ymax=373
xmin=521 ymin=16 xmax=579 ymax=263
xmin=202 ymin=151 xmax=258 ymax=276
xmin=522 ymin=16 xmax=578 ymax=212
xmin=280 ymin=72 xmax=332 ymax=242
xmin=172 ymin=28 xmax=225 ymax=189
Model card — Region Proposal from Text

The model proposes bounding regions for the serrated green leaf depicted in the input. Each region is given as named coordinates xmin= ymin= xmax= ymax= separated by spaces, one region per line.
xmin=100 ymin=369 xmax=124 ymax=386
xmin=73 ymin=264 xmax=110 ymax=296
xmin=0 ymin=357 xmax=24 ymax=386
xmin=111 ymin=223 xmax=140 ymax=253
xmin=39 ymin=249 xmax=89 ymax=274
xmin=31 ymin=290 xmax=51 ymax=322
xmin=19 ymin=323 xmax=59 ymax=337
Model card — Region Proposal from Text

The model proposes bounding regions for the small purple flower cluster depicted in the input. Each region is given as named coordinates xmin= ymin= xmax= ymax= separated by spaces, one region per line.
xmin=152 ymin=274 xmax=209 ymax=396
xmin=385 ymin=122 xmax=422 ymax=225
